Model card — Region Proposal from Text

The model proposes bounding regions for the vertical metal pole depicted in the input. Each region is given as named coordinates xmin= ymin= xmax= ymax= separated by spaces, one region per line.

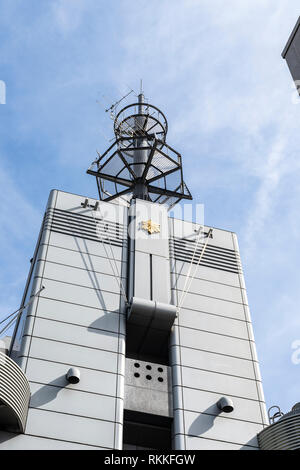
xmin=133 ymin=93 xmax=149 ymax=199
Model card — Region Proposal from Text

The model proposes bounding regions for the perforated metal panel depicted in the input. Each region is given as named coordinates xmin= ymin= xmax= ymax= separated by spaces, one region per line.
xmin=125 ymin=358 xmax=173 ymax=418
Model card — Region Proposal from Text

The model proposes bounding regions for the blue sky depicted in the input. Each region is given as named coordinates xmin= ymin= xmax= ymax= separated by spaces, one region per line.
xmin=0 ymin=0 xmax=300 ymax=414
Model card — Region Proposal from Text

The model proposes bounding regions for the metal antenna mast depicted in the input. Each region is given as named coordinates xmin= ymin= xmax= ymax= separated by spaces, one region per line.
xmin=132 ymin=91 xmax=149 ymax=199
xmin=87 ymin=89 xmax=192 ymax=208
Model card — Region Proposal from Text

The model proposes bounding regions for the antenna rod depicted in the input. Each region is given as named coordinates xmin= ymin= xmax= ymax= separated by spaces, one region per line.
xmin=138 ymin=90 xmax=144 ymax=114
xmin=133 ymin=92 xmax=148 ymax=200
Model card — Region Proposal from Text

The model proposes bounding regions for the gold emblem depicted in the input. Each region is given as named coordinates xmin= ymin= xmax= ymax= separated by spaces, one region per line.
xmin=141 ymin=220 xmax=160 ymax=235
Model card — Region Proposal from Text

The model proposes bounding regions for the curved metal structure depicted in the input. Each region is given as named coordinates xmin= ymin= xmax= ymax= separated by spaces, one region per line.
xmin=114 ymin=101 xmax=168 ymax=143
xmin=87 ymin=93 xmax=192 ymax=208
xmin=258 ymin=404 xmax=300 ymax=450
xmin=0 ymin=351 xmax=30 ymax=433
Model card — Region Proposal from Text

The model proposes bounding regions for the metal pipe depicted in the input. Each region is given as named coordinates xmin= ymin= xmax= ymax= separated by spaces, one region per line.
xmin=133 ymin=93 xmax=149 ymax=199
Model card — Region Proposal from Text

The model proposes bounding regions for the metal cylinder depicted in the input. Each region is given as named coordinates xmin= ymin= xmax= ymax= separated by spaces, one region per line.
xmin=0 ymin=351 xmax=31 ymax=432
xmin=258 ymin=403 xmax=300 ymax=450
xmin=66 ymin=367 xmax=81 ymax=384
xmin=217 ymin=397 xmax=234 ymax=413
xmin=133 ymin=93 xmax=149 ymax=199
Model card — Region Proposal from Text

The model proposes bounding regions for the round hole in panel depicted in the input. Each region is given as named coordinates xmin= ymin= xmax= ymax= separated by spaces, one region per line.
xmin=134 ymin=373 xmax=140 ymax=378
xmin=158 ymin=377 xmax=164 ymax=382
xmin=134 ymin=363 xmax=140 ymax=368
xmin=146 ymin=375 xmax=152 ymax=380
xmin=146 ymin=365 xmax=152 ymax=370
xmin=158 ymin=367 xmax=163 ymax=373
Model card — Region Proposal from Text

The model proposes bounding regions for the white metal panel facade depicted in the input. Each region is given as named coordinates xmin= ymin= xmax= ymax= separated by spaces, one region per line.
xmin=2 ymin=190 xmax=127 ymax=449
xmin=0 ymin=190 xmax=267 ymax=450
xmin=169 ymin=217 xmax=268 ymax=450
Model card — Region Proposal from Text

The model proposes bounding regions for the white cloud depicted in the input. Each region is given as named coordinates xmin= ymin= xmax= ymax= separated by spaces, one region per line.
xmin=0 ymin=161 xmax=40 ymax=322
xmin=51 ymin=0 xmax=91 ymax=33
xmin=244 ymin=127 xmax=288 ymax=257
xmin=0 ymin=165 xmax=39 ymax=241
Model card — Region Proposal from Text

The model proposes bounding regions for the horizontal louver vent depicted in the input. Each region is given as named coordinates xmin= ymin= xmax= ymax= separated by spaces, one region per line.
xmin=258 ymin=415 xmax=300 ymax=450
xmin=170 ymin=237 xmax=241 ymax=274
xmin=44 ymin=208 xmax=126 ymax=247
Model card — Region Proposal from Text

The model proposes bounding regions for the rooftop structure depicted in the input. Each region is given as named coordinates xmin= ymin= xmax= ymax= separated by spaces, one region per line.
xmin=0 ymin=92 xmax=269 ymax=450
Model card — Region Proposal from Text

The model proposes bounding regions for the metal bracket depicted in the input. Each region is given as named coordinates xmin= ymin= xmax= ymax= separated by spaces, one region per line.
xmin=206 ymin=228 xmax=213 ymax=239
xmin=81 ymin=199 xmax=99 ymax=211
xmin=193 ymin=228 xmax=213 ymax=239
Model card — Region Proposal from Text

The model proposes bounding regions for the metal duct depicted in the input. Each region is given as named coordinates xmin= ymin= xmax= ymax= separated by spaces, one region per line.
xmin=127 ymin=297 xmax=177 ymax=332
